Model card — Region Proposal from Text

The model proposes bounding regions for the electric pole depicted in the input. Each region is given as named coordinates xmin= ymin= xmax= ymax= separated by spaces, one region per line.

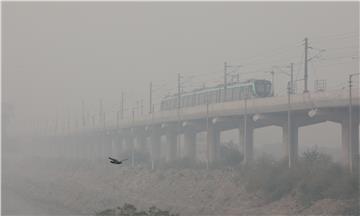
xmin=121 ymin=92 xmax=125 ymax=120
xmin=92 ymin=115 xmax=95 ymax=129
xmin=136 ymin=101 xmax=140 ymax=116
xmin=103 ymin=112 xmax=106 ymax=129
xmin=224 ymin=62 xmax=242 ymax=101
xmin=287 ymin=81 xmax=292 ymax=168
xmin=177 ymin=73 xmax=182 ymax=109
xmin=270 ymin=71 xmax=275 ymax=96
xmin=132 ymin=107 xmax=135 ymax=123
xmin=116 ymin=110 xmax=120 ymax=129
xmin=224 ymin=62 xmax=228 ymax=101
xmin=81 ymin=100 xmax=85 ymax=129
xmin=290 ymin=63 xmax=294 ymax=94
xmin=206 ymin=96 xmax=209 ymax=170
xmin=304 ymin=37 xmax=309 ymax=93
xmin=149 ymin=82 xmax=153 ymax=114
xmin=349 ymin=73 xmax=359 ymax=174
xmin=99 ymin=99 xmax=103 ymax=127
xmin=54 ymin=114 xmax=58 ymax=136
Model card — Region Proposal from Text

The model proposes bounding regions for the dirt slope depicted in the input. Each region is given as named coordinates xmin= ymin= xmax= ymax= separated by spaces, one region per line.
xmin=2 ymin=156 xmax=356 ymax=215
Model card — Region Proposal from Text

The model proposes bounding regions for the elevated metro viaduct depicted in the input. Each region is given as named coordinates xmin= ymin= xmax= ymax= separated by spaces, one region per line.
xmin=54 ymin=88 xmax=359 ymax=173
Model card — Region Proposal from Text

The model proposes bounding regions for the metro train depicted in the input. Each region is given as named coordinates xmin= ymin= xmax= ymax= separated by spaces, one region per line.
xmin=160 ymin=79 xmax=273 ymax=111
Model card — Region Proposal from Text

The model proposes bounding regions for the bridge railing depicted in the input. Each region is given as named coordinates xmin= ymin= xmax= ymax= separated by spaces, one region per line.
xmin=91 ymin=87 xmax=359 ymax=131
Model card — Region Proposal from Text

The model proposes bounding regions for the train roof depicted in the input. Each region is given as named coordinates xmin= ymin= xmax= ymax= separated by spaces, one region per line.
xmin=162 ymin=79 xmax=270 ymax=100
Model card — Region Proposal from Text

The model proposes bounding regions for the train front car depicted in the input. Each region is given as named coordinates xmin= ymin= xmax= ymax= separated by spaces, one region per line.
xmin=254 ymin=79 xmax=272 ymax=97
xmin=159 ymin=79 xmax=273 ymax=112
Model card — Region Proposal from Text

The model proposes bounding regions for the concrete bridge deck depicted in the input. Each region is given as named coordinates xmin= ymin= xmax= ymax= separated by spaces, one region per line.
xmin=113 ymin=88 xmax=359 ymax=129
xmin=45 ymin=88 xmax=359 ymax=174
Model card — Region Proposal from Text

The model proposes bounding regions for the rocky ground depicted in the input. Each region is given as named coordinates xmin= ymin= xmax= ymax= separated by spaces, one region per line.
xmin=2 ymin=153 xmax=357 ymax=215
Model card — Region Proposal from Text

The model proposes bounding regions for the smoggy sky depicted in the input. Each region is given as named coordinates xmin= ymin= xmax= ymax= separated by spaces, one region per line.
xmin=2 ymin=2 xmax=359 ymax=136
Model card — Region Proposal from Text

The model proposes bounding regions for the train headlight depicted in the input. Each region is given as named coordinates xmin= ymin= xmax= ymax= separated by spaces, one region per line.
xmin=212 ymin=118 xmax=218 ymax=124
xmin=252 ymin=114 xmax=261 ymax=122
xmin=308 ymin=109 xmax=318 ymax=118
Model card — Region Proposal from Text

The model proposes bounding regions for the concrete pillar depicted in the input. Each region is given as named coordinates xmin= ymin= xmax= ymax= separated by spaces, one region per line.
xmin=239 ymin=118 xmax=254 ymax=164
xmin=184 ymin=130 xmax=196 ymax=161
xmin=341 ymin=121 xmax=350 ymax=167
xmin=82 ymin=135 xmax=89 ymax=160
xmin=282 ymin=124 xmax=299 ymax=167
xmin=165 ymin=131 xmax=177 ymax=162
xmin=75 ymin=136 xmax=82 ymax=160
xmin=89 ymin=135 xmax=95 ymax=160
xmin=86 ymin=134 xmax=94 ymax=161
xmin=96 ymin=134 xmax=103 ymax=160
xmin=103 ymin=133 xmax=113 ymax=157
xmin=207 ymin=125 xmax=220 ymax=164
xmin=69 ymin=136 xmax=76 ymax=159
xmin=112 ymin=135 xmax=123 ymax=158
xmin=150 ymin=130 xmax=161 ymax=168
xmin=124 ymin=135 xmax=134 ymax=158
xmin=136 ymin=135 xmax=148 ymax=155
xmin=341 ymin=116 xmax=359 ymax=173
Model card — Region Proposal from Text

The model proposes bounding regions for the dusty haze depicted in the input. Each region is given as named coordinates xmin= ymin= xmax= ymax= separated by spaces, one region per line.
xmin=3 ymin=2 xmax=358 ymax=141
xmin=2 ymin=2 xmax=359 ymax=215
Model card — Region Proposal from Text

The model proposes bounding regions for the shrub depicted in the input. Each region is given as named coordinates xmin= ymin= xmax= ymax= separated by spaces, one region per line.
xmin=295 ymin=149 xmax=358 ymax=206
xmin=95 ymin=203 xmax=179 ymax=216
xmin=218 ymin=144 xmax=244 ymax=167
xmin=241 ymin=148 xmax=358 ymax=204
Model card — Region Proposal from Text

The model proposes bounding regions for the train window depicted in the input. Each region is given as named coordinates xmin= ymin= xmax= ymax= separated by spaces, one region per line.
xmin=168 ymin=99 xmax=172 ymax=109
xmin=266 ymin=83 xmax=272 ymax=95
xmin=201 ymin=93 xmax=206 ymax=104
xmin=226 ymin=89 xmax=232 ymax=101
xmin=255 ymin=82 xmax=265 ymax=94
xmin=233 ymin=87 xmax=240 ymax=100
xmin=240 ymin=86 xmax=249 ymax=99
xmin=186 ymin=95 xmax=191 ymax=107
xmin=211 ymin=91 xmax=217 ymax=103
xmin=220 ymin=89 xmax=224 ymax=102
xmin=172 ymin=98 xmax=177 ymax=109
xmin=231 ymin=88 xmax=236 ymax=101
xmin=202 ymin=93 xmax=207 ymax=104
xmin=205 ymin=92 xmax=210 ymax=104
xmin=215 ymin=89 xmax=219 ymax=103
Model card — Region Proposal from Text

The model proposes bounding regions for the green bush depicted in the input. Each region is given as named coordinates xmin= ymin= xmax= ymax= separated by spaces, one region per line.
xmin=160 ymin=157 xmax=204 ymax=169
xmin=218 ymin=144 xmax=244 ymax=167
xmin=95 ymin=203 xmax=179 ymax=216
xmin=241 ymin=148 xmax=358 ymax=204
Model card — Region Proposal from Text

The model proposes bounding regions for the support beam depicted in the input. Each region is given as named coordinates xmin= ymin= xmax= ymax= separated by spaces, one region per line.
xmin=239 ymin=117 xmax=254 ymax=164
xmin=184 ymin=130 xmax=196 ymax=161
xmin=150 ymin=129 xmax=161 ymax=168
xmin=103 ymin=133 xmax=113 ymax=158
xmin=282 ymin=124 xmax=299 ymax=167
xmin=88 ymin=134 xmax=96 ymax=161
xmin=136 ymin=134 xmax=148 ymax=155
xmin=113 ymin=134 xmax=123 ymax=158
xmin=95 ymin=134 xmax=102 ymax=159
xmin=124 ymin=135 xmax=134 ymax=157
xmin=207 ymin=125 xmax=220 ymax=164
xmin=165 ymin=131 xmax=177 ymax=162
xmin=341 ymin=116 xmax=359 ymax=173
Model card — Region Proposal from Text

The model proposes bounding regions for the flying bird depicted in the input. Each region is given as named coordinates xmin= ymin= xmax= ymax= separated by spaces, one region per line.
xmin=108 ymin=157 xmax=128 ymax=165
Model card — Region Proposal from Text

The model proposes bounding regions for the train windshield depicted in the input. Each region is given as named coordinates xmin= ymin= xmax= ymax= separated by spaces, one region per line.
xmin=255 ymin=80 xmax=272 ymax=97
